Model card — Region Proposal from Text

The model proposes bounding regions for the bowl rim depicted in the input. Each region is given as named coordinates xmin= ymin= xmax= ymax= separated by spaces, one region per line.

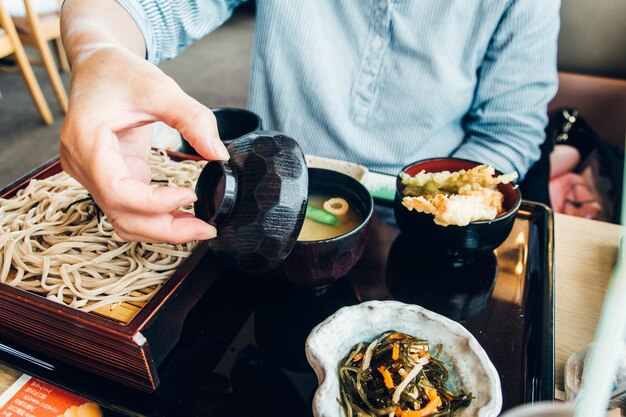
xmin=396 ymin=157 xmax=522 ymax=225
xmin=499 ymin=402 xmax=575 ymax=417
xmin=297 ymin=167 xmax=374 ymax=244
xmin=305 ymin=300 xmax=503 ymax=417
xmin=210 ymin=106 xmax=264 ymax=129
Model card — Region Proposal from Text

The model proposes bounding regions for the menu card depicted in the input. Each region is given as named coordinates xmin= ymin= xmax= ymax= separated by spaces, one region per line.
xmin=0 ymin=375 xmax=102 ymax=417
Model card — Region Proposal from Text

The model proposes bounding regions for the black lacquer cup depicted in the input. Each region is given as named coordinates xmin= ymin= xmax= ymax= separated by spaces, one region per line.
xmin=393 ymin=158 xmax=521 ymax=260
xmin=181 ymin=107 xmax=263 ymax=156
xmin=194 ymin=131 xmax=308 ymax=275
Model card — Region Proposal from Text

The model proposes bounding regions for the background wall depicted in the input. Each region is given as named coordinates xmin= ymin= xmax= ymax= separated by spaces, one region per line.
xmin=557 ymin=0 xmax=626 ymax=79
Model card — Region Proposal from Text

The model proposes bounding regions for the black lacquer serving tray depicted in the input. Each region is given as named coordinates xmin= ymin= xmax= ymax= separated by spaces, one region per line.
xmin=0 ymin=201 xmax=554 ymax=416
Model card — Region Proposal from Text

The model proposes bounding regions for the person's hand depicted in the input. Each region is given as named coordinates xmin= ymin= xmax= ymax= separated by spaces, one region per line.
xmin=60 ymin=46 xmax=229 ymax=243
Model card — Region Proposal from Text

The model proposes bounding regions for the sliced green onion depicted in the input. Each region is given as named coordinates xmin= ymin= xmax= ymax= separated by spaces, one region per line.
xmin=305 ymin=204 xmax=340 ymax=226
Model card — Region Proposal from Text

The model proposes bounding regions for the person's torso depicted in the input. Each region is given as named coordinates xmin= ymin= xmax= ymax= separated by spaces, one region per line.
xmin=248 ymin=0 xmax=509 ymax=174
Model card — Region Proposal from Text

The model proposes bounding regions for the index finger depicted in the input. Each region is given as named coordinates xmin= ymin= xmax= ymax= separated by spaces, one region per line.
xmin=148 ymin=79 xmax=230 ymax=161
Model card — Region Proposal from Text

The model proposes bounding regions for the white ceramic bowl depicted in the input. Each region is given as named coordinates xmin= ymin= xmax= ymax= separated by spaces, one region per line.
xmin=305 ymin=300 xmax=503 ymax=417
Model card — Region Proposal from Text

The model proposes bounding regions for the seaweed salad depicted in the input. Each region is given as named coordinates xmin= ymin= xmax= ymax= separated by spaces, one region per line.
xmin=338 ymin=331 xmax=472 ymax=417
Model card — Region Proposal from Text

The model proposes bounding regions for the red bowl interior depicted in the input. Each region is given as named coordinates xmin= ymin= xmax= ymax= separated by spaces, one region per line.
xmin=402 ymin=158 xmax=519 ymax=213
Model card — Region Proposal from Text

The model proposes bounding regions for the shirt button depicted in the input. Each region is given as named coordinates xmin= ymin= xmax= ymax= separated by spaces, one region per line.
xmin=372 ymin=37 xmax=383 ymax=50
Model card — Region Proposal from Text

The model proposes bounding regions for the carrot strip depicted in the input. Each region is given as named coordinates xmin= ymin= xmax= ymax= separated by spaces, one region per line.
xmin=395 ymin=407 xmax=403 ymax=417
xmin=377 ymin=365 xmax=395 ymax=389
xmin=401 ymin=389 xmax=442 ymax=417
xmin=387 ymin=333 xmax=406 ymax=341
xmin=392 ymin=343 xmax=400 ymax=360
xmin=352 ymin=352 xmax=364 ymax=363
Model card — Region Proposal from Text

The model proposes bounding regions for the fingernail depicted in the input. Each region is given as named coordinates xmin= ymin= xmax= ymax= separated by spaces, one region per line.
xmin=178 ymin=190 xmax=197 ymax=206
xmin=213 ymin=140 xmax=230 ymax=161
xmin=194 ymin=224 xmax=217 ymax=240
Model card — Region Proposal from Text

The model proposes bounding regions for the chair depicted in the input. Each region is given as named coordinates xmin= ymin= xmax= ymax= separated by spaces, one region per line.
xmin=552 ymin=0 xmax=626 ymax=150
xmin=548 ymin=72 xmax=626 ymax=150
xmin=0 ymin=0 xmax=53 ymax=124
xmin=11 ymin=0 xmax=68 ymax=112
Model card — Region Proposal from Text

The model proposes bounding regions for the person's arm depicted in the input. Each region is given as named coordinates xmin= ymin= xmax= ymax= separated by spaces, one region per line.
xmin=59 ymin=0 xmax=240 ymax=243
xmin=452 ymin=0 xmax=560 ymax=180
xmin=61 ymin=0 xmax=146 ymax=63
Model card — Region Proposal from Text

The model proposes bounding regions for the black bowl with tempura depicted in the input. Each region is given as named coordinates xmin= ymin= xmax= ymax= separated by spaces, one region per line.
xmin=393 ymin=158 xmax=521 ymax=261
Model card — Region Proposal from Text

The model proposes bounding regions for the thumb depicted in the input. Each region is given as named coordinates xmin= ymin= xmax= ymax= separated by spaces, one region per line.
xmin=154 ymin=82 xmax=229 ymax=161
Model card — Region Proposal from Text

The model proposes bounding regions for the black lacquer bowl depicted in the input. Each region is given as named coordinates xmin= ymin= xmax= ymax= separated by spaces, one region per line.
xmin=393 ymin=158 xmax=521 ymax=259
xmin=181 ymin=107 xmax=263 ymax=155
xmin=194 ymin=131 xmax=308 ymax=274
xmin=277 ymin=168 xmax=374 ymax=288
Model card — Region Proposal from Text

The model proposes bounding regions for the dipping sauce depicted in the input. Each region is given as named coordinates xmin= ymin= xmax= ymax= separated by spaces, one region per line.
xmin=298 ymin=194 xmax=362 ymax=241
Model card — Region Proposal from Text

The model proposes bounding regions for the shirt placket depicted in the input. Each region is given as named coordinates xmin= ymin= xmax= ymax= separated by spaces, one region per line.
xmin=351 ymin=0 xmax=391 ymax=125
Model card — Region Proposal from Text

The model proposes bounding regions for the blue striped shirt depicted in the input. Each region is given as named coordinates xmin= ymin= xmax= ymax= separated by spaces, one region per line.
xmin=117 ymin=0 xmax=560 ymax=178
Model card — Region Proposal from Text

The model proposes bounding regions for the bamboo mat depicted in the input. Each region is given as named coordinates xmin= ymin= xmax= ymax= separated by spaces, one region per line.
xmin=0 ymin=363 xmax=20 ymax=393
xmin=5 ymin=270 xmax=158 ymax=325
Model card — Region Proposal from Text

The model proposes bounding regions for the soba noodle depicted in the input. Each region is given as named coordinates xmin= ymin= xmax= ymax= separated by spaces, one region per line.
xmin=0 ymin=150 xmax=206 ymax=313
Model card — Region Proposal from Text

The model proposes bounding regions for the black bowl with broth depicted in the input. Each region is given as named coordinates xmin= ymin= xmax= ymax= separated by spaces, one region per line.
xmin=276 ymin=168 xmax=373 ymax=288
xmin=298 ymin=194 xmax=364 ymax=241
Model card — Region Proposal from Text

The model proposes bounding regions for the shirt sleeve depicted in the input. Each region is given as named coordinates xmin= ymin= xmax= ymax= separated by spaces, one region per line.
xmin=452 ymin=0 xmax=560 ymax=180
xmin=115 ymin=0 xmax=247 ymax=64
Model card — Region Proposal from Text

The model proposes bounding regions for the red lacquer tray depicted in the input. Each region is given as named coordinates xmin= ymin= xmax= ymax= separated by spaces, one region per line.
xmin=0 ymin=152 xmax=221 ymax=393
